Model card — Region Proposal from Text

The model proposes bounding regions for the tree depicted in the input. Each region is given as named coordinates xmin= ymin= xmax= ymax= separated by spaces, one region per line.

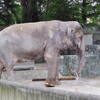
xmin=0 ymin=0 xmax=22 ymax=25
xmin=20 ymin=0 xmax=41 ymax=22
xmin=20 ymin=0 xmax=30 ymax=22
xmin=30 ymin=0 xmax=39 ymax=22
xmin=0 ymin=0 xmax=100 ymax=25
xmin=42 ymin=0 xmax=82 ymax=21
xmin=73 ymin=0 xmax=100 ymax=24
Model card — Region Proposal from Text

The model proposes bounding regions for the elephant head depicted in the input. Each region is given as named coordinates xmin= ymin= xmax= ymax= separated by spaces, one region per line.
xmin=60 ymin=21 xmax=85 ymax=75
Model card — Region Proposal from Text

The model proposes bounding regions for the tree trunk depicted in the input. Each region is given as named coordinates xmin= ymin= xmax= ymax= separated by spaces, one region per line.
xmin=31 ymin=0 xmax=39 ymax=22
xmin=45 ymin=0 xmax=50 ymax=20
xmin=82 ymin=0 xmax=87 ymax=23
xmin=20 ymin=0 xmax=39 ymax=22
xmin=20 ymin=0 xmax=30 ymax=22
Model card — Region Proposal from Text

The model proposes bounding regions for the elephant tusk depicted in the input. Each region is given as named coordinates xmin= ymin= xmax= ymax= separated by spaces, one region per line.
xmin=74 ymin=72 xmax=79 ymax=80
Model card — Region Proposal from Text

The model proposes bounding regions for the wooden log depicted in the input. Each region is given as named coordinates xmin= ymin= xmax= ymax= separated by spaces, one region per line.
xmin=32 ymin=77 xmax=76 ymax=81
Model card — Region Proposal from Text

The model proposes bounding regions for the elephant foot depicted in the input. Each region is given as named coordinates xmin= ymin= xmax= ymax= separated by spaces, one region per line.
xmin=45 ymin=82 xmax=55 ymax=87
xmin=45 ymin=78 xmax=61 ymax=87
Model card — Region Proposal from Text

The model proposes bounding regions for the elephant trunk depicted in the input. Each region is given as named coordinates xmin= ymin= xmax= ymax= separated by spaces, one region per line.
xmin=69 ymin=36 xmax=85 ymax=75
xmin=77 ymin=46 xmax=85 ymax=74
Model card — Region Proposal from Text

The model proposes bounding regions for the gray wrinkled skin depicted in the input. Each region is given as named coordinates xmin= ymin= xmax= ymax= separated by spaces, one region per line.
xmin=0 ymin=20 xmax=85 ymax=86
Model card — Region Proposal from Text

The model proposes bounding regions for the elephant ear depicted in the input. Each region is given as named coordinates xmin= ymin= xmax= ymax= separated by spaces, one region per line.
xmin=59 ymin=23 xmax=67 ymax=34
xmin=75 ymin=27 xmax=83 ymax=38
xmin=59 ymin=23 xmax=72 ymax=38
xmin=67 ymin=26 xmax=74 ymax=37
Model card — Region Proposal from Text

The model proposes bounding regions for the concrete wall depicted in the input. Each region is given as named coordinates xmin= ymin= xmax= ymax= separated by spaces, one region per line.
xmin=59 ymin=55 xmax=100 ymax=77
xmin=0 ymin=80 xmax=100 ymax=100
xmin=93 ymin=33 xmax=100 ymax=44
xmin=59 ymin=45 xmax=100 ymax=77
xmin=84 ymin=34 xmax=93 ymax=45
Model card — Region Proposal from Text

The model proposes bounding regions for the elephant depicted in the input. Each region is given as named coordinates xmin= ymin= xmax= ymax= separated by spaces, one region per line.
xmin=0 ymin=20 xmax=85 ymax=87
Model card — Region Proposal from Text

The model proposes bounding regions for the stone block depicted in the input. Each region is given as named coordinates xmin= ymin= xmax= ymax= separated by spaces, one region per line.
xmin=85 ymin=45 xmax=96 ymax=55
xmin=84 ymin=34 xmax=93 ymax=45
xmin=85 ymin=45 xmax=100 ymax=55
xmin=59 ymin=55 xmax=100 ymax=77
xmin=93 ymin=33 xmax=100 ymax=44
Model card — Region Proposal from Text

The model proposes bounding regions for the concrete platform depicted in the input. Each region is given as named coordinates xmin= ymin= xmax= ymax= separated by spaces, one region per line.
xmin=0 ymin=76 xmax=100 ymax=100
xmin=2 ymin=63 xmax=47 ymax=81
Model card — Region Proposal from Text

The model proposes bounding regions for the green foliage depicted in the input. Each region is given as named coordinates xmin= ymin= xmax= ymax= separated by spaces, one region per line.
xmin=42 ymin=0 xmax=100 ymax=25
xmin=0 ymin=0 xmax=100 ymax=26
xmin=0 ymin=0 xmax=22 ymax=25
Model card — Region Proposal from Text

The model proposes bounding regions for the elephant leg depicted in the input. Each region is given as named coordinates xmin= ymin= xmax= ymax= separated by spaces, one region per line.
xmin=4 ymin=58 xmax=16 ymax=81
xmin=6 ymin=65 xmax=14 ymax=81
xmin=44 ymin=48 xmax=60 ymax=87
xmin=0 ymin=63 xmax=4 ymax=79
xmin=2 ymin=52 xmax=17 ymax=81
